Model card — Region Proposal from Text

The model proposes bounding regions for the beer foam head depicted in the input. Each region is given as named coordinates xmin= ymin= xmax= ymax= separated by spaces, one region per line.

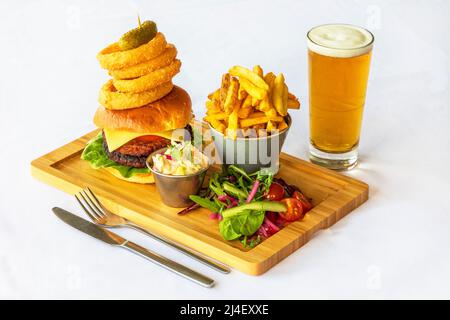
xmin=307 ymin=24 xmax=374 ymax=58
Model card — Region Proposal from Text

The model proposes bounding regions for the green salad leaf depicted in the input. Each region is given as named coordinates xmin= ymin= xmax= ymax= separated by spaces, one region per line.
xmin=227 ymin=165 xmax=252 ymax=182
xmin=81 ymin=132 xmax=150 ymax=178
xmin=219 ymin=219 xmax=241 ymax=240
xmin=219 ymin=209 xmax=265 ymax=240
xmin=223 ymin=181 xmax=248 ymax=199
xmin=231 ymin=209 xmax=265 ymax=236
xmin=254 ymin=168 xmax=275 ymax=193
xmin=209 ymin=173 xmax=225 ymax=196
xmin=189 ymin=195 xmax=220 ymax=213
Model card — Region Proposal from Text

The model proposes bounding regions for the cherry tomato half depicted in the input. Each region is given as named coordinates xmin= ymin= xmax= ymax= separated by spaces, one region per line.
xmin=280 ymin=198 xmax=304 ymax=222
xmin=265 ymin=182 xmax=285 ymax=201
xmin=292 ymin=191 xmax=313 ymax=213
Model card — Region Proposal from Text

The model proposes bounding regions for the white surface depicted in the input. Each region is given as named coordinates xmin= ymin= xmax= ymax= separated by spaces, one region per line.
xmin=1 ymin=0 xmax=449 ymax=299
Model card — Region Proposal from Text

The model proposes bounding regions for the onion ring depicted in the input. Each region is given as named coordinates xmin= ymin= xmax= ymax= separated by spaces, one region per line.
xmin=99 ymin=80 xmax=173 ymax=110
xmin=97 ymin=33 xmax=167 ymax=70
xmin=113 ymin=59 xmax=181 ymax=93
xmin=109 ymin=44 xmax=177 ymax=80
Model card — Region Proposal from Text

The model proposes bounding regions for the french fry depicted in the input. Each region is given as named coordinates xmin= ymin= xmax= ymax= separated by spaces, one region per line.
xmin=206 ymin=99 xmax=222 ymax=113
xmin=272 ymin=73 xmax=283 ymax=114
xmin=287 ymin=92 xmax=300 ymax=109
xmin=241 ymin=94 xmax=252 ymax=109
xmin=253 ymin=124 xmax=266 ymax=137
xmin=259 ymin=95 xmax=272 ymax=112
xmin=229 ymin=65 xmax=269 ymax=91
xmin=287 ymin=98 xmax=300 ymax=109
xmin=208 ymin=89 xmax=220 ymax=101
xmin=227 ymin=111 xmax=239 ymax=139
xmin=273 ymin=73 xmax=288 ymax=116
xmin=248 ymin=111 xmax=265 ymax=118
xmin=223 ymin=77 xmax=239 ymax=115
xmin=238 ymin=106 xmax=253 ymax=119
xmin=226 ymin=94 xmax=241 ymax=139
xmin=233 ymin=92 xmax=241 ymax=115
xmin=204 ymin=112 xmax=228 ymax=121
xmin=238 ymin=86 xmax=248 ymax=100
xmin=264 ymin=72 xmax=276 ymax=85
xmin=282 ymin=83 xmax=289 ymax=114
xmin=264 ymin=72 xmax=276 ymax=113
xmin=253 ymin=65 xmax=263 ymax=77
xmin=239 ymin=77 xmax=267 ymax=100
xmin=252 ymin=96 xmax=260 ymax=106
xmin=278 ymin=119 xmax=289 ymax=131
xmin=264 ymin=108 xmax=278 ymax=117
xmin=206 ymin=109 xmax=220 ymax=116
xmin=238 ymin=95 xmax=253 ymax=118
xmin=207 ymin=118 xmax=226 ymax=133
xmin=266 ymin=120 xmax=277 ymax=132
xmin=240 ymin=116 xmax=283 ymax=127
xmin=220 ymin=73 xmax=231 ymax=106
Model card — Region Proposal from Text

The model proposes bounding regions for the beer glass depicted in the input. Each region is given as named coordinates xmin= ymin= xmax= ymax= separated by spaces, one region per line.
xmin=307 ymin=24 xmax=374 ymax=170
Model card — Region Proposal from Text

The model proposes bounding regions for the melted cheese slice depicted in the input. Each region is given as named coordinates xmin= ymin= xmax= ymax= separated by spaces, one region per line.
xmin=104 ymin=128 xmax=177 ymax=151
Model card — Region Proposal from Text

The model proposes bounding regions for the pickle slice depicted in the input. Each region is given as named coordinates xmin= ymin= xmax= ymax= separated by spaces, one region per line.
xmin=118 ymin=20 xmax=157 ymax=50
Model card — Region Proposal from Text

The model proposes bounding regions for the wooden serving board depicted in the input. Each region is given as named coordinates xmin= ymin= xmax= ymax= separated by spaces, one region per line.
xmin=31 ymin=130 xmax=368 ymax=275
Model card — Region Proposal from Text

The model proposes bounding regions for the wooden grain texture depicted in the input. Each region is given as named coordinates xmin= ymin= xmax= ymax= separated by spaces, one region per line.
xmin=31 ymin=130 xmax=368 ymax=275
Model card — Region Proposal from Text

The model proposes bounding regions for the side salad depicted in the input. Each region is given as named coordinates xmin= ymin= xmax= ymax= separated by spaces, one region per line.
xmin=179 ymin=165 xmax=313 ymax=248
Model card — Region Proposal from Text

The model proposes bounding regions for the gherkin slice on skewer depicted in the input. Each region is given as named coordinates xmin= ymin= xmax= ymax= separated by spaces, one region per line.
xmin=118 ymin=20 xmax=158 ymax=50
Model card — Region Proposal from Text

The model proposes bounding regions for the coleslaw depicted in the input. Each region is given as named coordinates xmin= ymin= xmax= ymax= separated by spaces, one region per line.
xmin=152 ymin=141 xmax=209 ymax=175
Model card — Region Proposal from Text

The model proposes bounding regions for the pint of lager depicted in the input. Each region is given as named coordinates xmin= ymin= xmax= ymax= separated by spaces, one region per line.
xmin=307 ymin=24 xmax=374 ymax=170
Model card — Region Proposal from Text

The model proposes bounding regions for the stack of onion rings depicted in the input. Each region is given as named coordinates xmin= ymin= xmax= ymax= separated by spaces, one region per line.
xmin=113 ymin=59 xmax=181 ymax=93
xmin=97 ymin=33 xmax=167 ymax=70
xmin=96 ymin=31 xmax=181 ymax=110
xmin=109 ymin=44 xmax=177 ymax=80
xmin=99 ymin=80 xmax=173 ymax=110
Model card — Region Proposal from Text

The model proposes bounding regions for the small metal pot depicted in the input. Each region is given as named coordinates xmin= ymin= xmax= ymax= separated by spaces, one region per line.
xmin=146 ymin=147 xmax=209 ymax=208
xmin=209 ymin=115 xmax=291 ymax=174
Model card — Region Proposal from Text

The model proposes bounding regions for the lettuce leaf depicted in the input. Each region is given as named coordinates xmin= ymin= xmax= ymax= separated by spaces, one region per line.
xmin=81 ymin=132 xmax=150 ymax=178
xmin=219 ymin=209 xmax=265 ymax=240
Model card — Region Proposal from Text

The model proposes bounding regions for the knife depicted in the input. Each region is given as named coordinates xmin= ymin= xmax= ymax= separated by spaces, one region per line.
xmin=52 ymin=207 xmax=214 ymax=288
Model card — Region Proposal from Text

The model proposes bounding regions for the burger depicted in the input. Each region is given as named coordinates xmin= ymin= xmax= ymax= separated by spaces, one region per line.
xmin=82 ymin=86 xmax=192 ymax=184
xmin=82 ymin=20 xmax=192 ymax=184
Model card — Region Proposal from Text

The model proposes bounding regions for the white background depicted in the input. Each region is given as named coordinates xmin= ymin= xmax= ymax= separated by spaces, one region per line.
xmin=1 ymin=0 xmax=449 ymax=299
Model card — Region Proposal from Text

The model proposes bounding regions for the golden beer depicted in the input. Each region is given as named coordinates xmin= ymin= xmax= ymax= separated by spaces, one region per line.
xmin=307 ymin=24 xmax=373 ymax=170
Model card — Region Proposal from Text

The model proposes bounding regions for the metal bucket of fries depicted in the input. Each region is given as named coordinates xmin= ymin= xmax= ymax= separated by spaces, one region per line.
xmin=203 ymin=65 xmax=299 ymax=173
xmin=209 ymin=114 xmax=291 ymax=173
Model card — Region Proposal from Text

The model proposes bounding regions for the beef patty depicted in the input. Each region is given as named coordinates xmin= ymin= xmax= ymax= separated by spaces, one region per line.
xmin=103 ymin=131 xmax=170 ymax=168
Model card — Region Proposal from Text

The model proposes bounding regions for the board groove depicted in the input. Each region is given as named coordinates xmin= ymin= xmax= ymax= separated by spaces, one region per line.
xmin=31 ymin=130 xmax=368 ymax=275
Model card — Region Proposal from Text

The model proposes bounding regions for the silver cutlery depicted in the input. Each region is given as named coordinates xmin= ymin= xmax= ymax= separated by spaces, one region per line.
xmin=52 ymin=207 xmax=215 ymax=288
xmin=74 ymin=187 xmax=230 ymax=274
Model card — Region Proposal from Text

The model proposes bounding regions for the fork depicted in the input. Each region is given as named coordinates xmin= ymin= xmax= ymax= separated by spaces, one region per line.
xmin=75 ymin=187 xmax=230 ymax=274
